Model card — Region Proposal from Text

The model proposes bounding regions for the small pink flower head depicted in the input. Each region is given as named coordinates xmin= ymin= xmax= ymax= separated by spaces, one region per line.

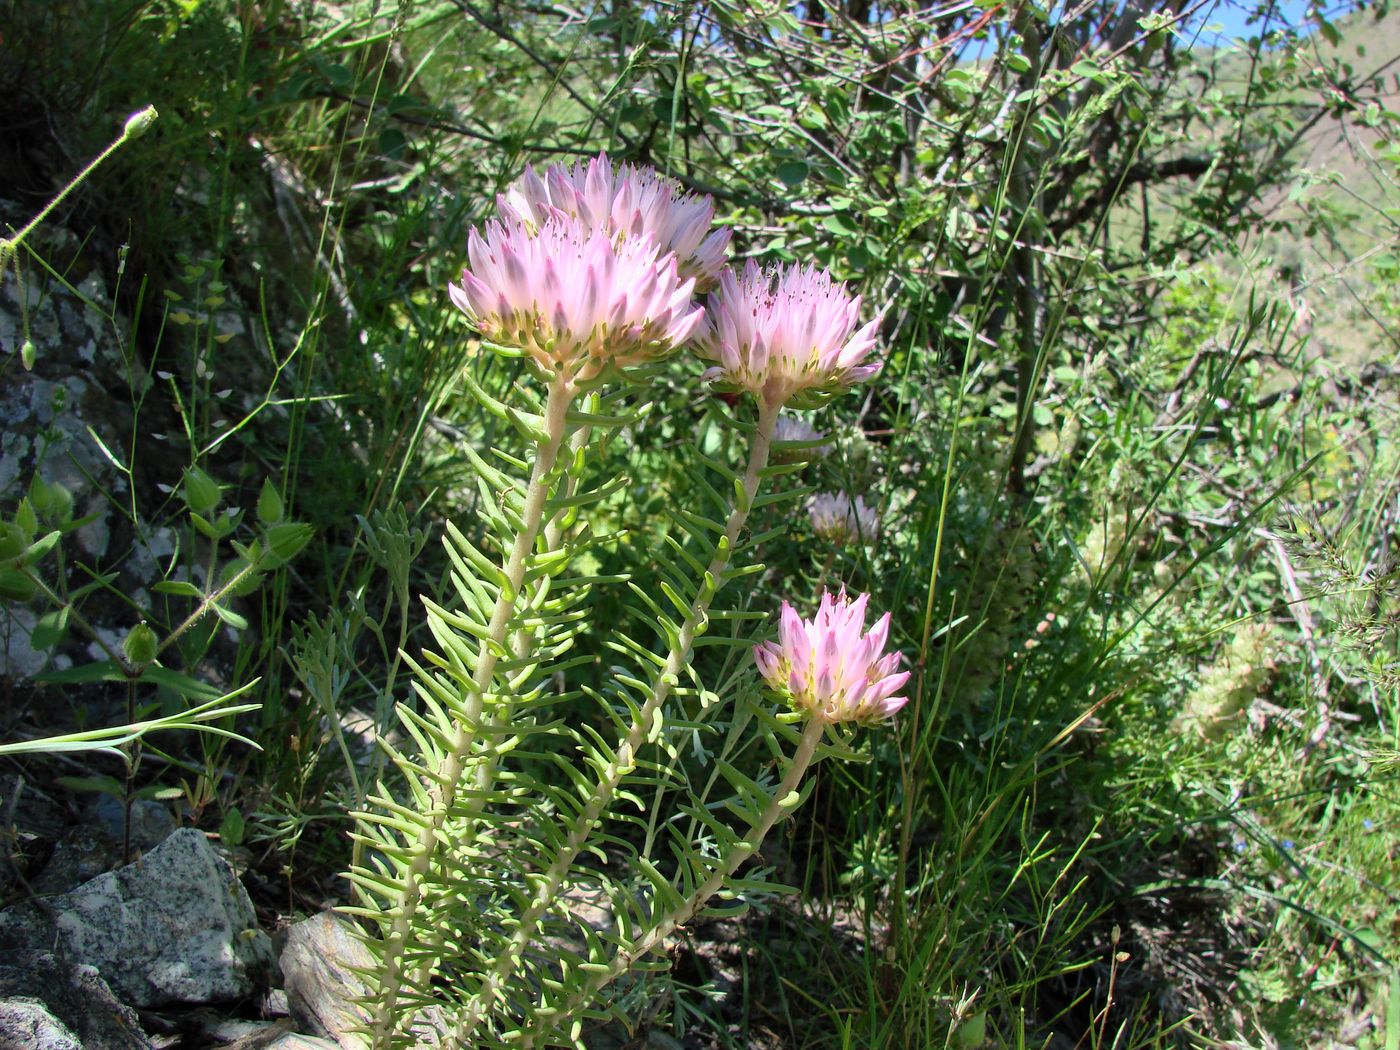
xmin=753 ymin=589 xmax=910 ymax=725
xmin=449 ymin=213 xmax=704 ymax=381
xmin=699 ymin=261 xmax=884 ymax=409
xmin=771 ymin=416 xmax=829 ymax=464
xmin=808 ymin=492 xmax=879 ymax=545
xmin=498 ymin=152 xmax=731 ymax=291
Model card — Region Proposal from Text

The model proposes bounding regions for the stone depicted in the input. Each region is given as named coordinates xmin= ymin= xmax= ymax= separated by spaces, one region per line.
xmin=0 ymin=998 xmax=84 ymax=1050
xmin=30 ymin=823 xmax=123 ymax=896
xmin=0 ymin=828 xmax=273 ymax=1007
xmin=0 ymin=251 xmax=148 ymax=681
xmin=279 ymin=912 xmax=374 ymax=1047
xmin=0 ymin=950 xmax=148 ymax=1049
xmin=215 ymin=1021 xmax=339 ymax=1049
xmin=0 ymin=265 xmax=135 ymax=555
xmin=33 ymin=797 xmax=175 ymax=896
xmin=262 ymin=988 xmax=290 ymax=1017
xmin=88 ymin=794 xmax=178 ymax=851
xmin=0 ymin=607 xmax=60 ymax=680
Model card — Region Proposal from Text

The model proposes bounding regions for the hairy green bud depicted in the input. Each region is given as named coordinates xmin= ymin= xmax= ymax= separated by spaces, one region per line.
xmin=0 ymin=521 xmax=28 ymax=561
xmin=122 ymin=621 xmax=159 ymax=669
xmin=123 ymin=105 xmax=158 ymax=140
xmin=182 ymin=466 xmax=222 ymax=517
xmin=262 ymin=522 xmax=313 ymax=567
xmin=256 ymin=478 xmax=284 ymax=525
xmin=29 ymin=476 xmax=73 ymax=526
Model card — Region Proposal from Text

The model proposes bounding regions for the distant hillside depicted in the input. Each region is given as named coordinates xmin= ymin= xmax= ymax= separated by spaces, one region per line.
xmin=1210 ymin=4 xmax=1399 ymax=364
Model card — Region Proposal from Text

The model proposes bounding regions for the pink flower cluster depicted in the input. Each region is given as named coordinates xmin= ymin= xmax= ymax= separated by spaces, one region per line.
xmin=452 ymin=154 xmax=723 ymax=381
xmin=449 ymin=217 xmax=704 ymax=380
xmin=753 ymin=590 xmax=910 ymax=725
xmin=450 ymin=152 xmax=885 ymax=403
xmin=498 ymin=153 xmax=730 ymax=291
xmin=450 ymin=154 xmax=907 ymax=729
xmin=699 ymin=261 xmax=883 ymax=408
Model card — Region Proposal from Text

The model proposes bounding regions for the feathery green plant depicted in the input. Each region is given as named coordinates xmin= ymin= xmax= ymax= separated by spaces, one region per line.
xmin=345 ymin=154 xmax=912 ymax=1046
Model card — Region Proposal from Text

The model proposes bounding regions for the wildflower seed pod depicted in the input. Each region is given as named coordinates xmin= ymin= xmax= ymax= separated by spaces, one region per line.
xmin=123 ymin=622 xmax=159 ymax=669
xmin=29 ymin=476 xmax=73 ymax=527
xmin=182 ymin=466 xmax=222 ymax=517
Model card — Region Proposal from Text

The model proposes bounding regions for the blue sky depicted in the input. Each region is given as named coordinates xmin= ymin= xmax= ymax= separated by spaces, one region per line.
xmin=1177 ymin=0 xmax=1323 ymax=48
xmin=952 ymin=0 xmax=1351 ymax=63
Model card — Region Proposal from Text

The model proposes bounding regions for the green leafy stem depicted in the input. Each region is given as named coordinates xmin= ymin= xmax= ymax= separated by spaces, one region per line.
xmin=364 ymin=372 xmax=580 ymax=1047
xmin=449 ymin=397 xmax=784 ymax=1045
xmin=520 ymin=712 xmax=828 ymax=1048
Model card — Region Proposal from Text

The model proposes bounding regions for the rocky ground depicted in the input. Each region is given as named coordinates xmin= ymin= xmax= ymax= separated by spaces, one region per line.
xmin=0 ymin=777 xmax=355 ymax=1049
xmin=0 ymin=216 xmax=373 ymax=1050
xmin=0 ymin=770 xmax=807 ymax=1050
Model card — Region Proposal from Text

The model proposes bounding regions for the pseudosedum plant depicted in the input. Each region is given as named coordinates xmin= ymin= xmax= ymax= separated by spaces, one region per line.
xmin=346 ymin=154 xmax=908 ymax=1048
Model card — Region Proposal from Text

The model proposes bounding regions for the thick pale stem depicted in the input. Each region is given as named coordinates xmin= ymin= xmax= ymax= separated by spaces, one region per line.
xmin=470 ymin=410 xmax=593 ymax=795
xmin=407 ymin=408 xmax=593 ymax=995
xmin=451 ymin=397 xmax=783 ymax=1044
xmin=368 ymin=374 xmax=576 ymax=1049
xmin=524 ymin=714 xmax=828 ymax=1048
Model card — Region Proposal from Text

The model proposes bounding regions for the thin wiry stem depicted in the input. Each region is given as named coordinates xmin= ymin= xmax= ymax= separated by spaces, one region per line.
xmin=0 ymin=107 xmax=156 ymax=270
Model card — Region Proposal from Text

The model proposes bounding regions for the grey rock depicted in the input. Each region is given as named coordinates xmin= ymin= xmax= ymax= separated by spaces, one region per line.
xmin=0 ymin=998 xmax=84 ymax=1050
xmin=0 ymin=607 xmax=61 ymax=681
xmin=30 ymin=824 xmax=122 ymax=896
xmin=199 ymin=1017 xmax=269 ymax=1043
xmin=190 ymin=1012 xmax=340 ymax=1049
xmin=279 ymin=912 xmax=374 ymax=1047
xmin=0 ymin=951 xmax=148 ymax=1049
xmin=0 ymin=258 xmax=142 ymax=680
xmin=0 ymin=828 xmax=273 ymax=1007
xmin=33 ymin=797 xmax=174 ymax=896
xmin=0 ymin=266 xmax=135 ymax=511
xmin=88 ymin=794 xmax=177 ymax=852
xmin=215 ymin=1020 xmax=339 ymax=1050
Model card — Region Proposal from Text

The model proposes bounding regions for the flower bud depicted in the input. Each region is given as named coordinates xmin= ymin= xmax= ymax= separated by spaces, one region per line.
xmin=123 ymin=106 xmax=158 ymax=140
xmin=29 ymin=477 xmax=73 ymax=526
xmin=182 ymin=467 xmax=222 ymax=516
xmin=123 ymin=621 xmax=159 ymax=668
